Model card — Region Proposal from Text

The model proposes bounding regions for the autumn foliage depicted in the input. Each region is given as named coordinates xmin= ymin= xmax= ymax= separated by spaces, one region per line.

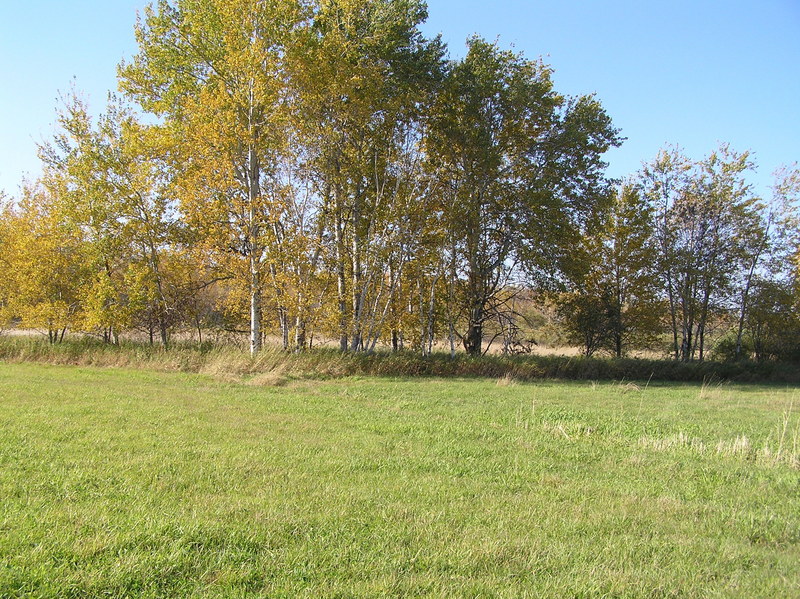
xmin=1 ymin=0 xmax=798 ymax=363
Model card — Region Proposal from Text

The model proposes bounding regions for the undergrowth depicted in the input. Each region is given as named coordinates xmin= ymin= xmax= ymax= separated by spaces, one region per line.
xmin=0 ymin=336 xmax=796 ymax=384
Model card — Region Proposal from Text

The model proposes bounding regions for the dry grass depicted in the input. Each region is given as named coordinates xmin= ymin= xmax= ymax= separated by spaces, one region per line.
xmin=699 ymin=376 xmax=734 ymax=401
xmin=245 ymin=371 xmax=290 ymax=387
xmin=0 ymin=334 xmax=797 ymax=384
xmin=639 ymin=404 xmax=800 ymax=469
xmin=619 ymin=381 xmax=642 ymax=393
xmin=495 ymin=373 xmax=518 ymax=387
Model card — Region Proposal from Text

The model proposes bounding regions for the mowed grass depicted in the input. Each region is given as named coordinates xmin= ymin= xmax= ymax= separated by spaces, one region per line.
xmin=1 ymin=363 xmax=799 ymax=598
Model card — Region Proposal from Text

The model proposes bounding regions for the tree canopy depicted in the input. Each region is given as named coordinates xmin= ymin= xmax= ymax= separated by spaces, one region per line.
xmin=1 ymin=0 xmax=798 ymax=363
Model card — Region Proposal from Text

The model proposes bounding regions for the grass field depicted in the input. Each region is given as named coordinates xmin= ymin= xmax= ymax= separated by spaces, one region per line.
xmin=1 ymin=363 xmax=799 ymax=597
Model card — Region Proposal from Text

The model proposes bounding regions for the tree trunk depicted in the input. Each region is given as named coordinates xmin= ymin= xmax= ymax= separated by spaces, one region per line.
xmin=447 ymin=245 xmax=458 ymax=359
xmin=666 ymin=280 xmax=680 ymax=360
xmin=349 ymin=192 xmax=368 ymax=353
xmin=426 ymin=276 xmax=437 ymax=356
xmin=159 ymin=318 xmax=169 ymax=349
xmin=696 ymin=294 xmax=711 ymax=362
xmin=679 ymin=277 xmax=696 ymax=362
xmin=294 ymin=315 xmax=307 ymax=352
xmin=418 ymin=278 xmax=426 ymax=355
xmin=294 ymin=214 xmax=326 ymax=353
xmin=246 ymin=103 xmax=262 ymax=355
xmin=250 ymin=259 xmax=262 ymax=356
xmin=463 ymin=300 xmax=483 ymax=357
xmin=735 ymin=245 xmax=764 ymax=360
xmin=279 ymin=307 xmax=289 ymax=351
xmin=146 ymin=241 xmax=169 ymax=348
xmin=463 ymin=265 xmax=484 ymax=356
xmin=334 ymin=194 xmax=348 ymax=352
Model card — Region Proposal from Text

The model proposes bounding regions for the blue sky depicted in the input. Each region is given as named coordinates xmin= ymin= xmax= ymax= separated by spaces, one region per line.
xmin=1 ymin=0 xmax=798 ymax=198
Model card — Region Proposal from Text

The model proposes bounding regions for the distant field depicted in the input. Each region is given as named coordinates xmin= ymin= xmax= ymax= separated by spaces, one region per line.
xmin=1 ymin=363 xmax=798 ymax=597
xmin=0 ymin=327 xmax=599 ymax=357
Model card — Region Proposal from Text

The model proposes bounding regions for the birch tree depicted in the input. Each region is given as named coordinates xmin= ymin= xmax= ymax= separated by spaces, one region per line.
xmin=120 ymin=0 xmax=306 ymax=354
xmin=643 ymin=145 xmax=763 ymax=361
xmin=292 ymin=0 xmax=444 ymax=352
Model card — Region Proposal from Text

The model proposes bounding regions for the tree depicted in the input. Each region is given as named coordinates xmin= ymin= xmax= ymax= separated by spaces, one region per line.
xmin=38 ymin=93 xmax=181 ymax=345
xmin=0 ymin=193 xmax=16 ymax=330
xmin=426 ymin=37 xmax=620 ymax=355
xmin=0 ymin=184 xmax=88 ymax=342
xmin=119 ymin=0 xmax=307 ymax=354
xmin=558 ymin=182 xmax=661 ymax=357
xmin=292 ymin=0 xmax=445 ymax=352
xmin=597 ymin=183 xmax=662 ymax=356
xmin=642 ymin=145 xmax=761 ymax=361
xmin=733 ymin=165 xmax=800 ymax=358
xmin=742 ymin=277 xmax=800 ymax=362
xmin=556 ymin=290 xmax=613 ymax=357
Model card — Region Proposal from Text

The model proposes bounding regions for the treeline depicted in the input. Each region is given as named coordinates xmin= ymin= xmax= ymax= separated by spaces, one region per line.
xmin=558 ymin=149 xmax=800 ymax=363
xmin=0 ymin=0 xmax=798 ymax=363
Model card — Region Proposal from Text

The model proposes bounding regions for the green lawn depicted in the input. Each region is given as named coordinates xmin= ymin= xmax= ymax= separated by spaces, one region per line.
xmin=1 ymin=363 xmax=798 ymax=597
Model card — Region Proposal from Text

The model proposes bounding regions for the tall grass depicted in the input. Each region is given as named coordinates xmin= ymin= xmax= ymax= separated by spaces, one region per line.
xmin=0 ymin=335 xmax=797 ymax=384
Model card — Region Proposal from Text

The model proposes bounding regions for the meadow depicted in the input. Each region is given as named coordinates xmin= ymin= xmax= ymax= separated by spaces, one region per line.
xmin=1 ymin=362 xmax=799 ymax=597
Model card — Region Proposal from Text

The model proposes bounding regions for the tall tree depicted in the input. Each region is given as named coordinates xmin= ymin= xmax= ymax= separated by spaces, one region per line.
xmin=119 ymin=0 xmax=307 ymax=354
xmin=39 ymin=95 xmax=132 ymax=343
xmin=292 ymin=0 xmax=444 ymax=352
xmin=742 ymin=277 xmax=800 ymax=362
xmin=643 ymin=145 xmax=762 ymax=361
xmin=732 ymin=166 xmax=800 ymax=359
xmin=427 ymin=37 xmax=620 ymax=355
xmin=38 ymin=93 xmax=184 ymax=345
xmin=0 ymin=184 xmax=88 ymax=342
xmin=641 ymin=146 xmax=690 ymax=360
xmin=0 ymin=193 xmax=11 ymax=329
xmin=598 ymin=183 xmax=661 ymax=356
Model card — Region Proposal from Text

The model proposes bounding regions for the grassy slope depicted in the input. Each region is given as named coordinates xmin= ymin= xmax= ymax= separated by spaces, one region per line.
xmin=0 ymin=363 xmax=798 ymax=598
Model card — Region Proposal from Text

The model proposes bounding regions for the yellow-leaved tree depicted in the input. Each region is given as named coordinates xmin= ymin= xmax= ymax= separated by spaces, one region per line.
xmin=1 ymin=184 xmax=89 ymax=342
xmin=0 ymin=193 xmax=15 ymax=331
xmin=39 ymin=93 xmax=183 ymax=345
xmin=292 ymin=0 xmax=445 ymax=352
xmin=119 ymin=0 xmax=308 ymax=354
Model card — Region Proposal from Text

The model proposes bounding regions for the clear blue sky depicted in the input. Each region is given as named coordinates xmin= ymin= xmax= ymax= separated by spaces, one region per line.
xmin=1 ymin=0 xmax=798 ymax=198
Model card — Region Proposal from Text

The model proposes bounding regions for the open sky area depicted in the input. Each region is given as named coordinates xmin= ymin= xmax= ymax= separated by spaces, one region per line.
xmin=1 ymin=0 xmax=798 ymax=198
